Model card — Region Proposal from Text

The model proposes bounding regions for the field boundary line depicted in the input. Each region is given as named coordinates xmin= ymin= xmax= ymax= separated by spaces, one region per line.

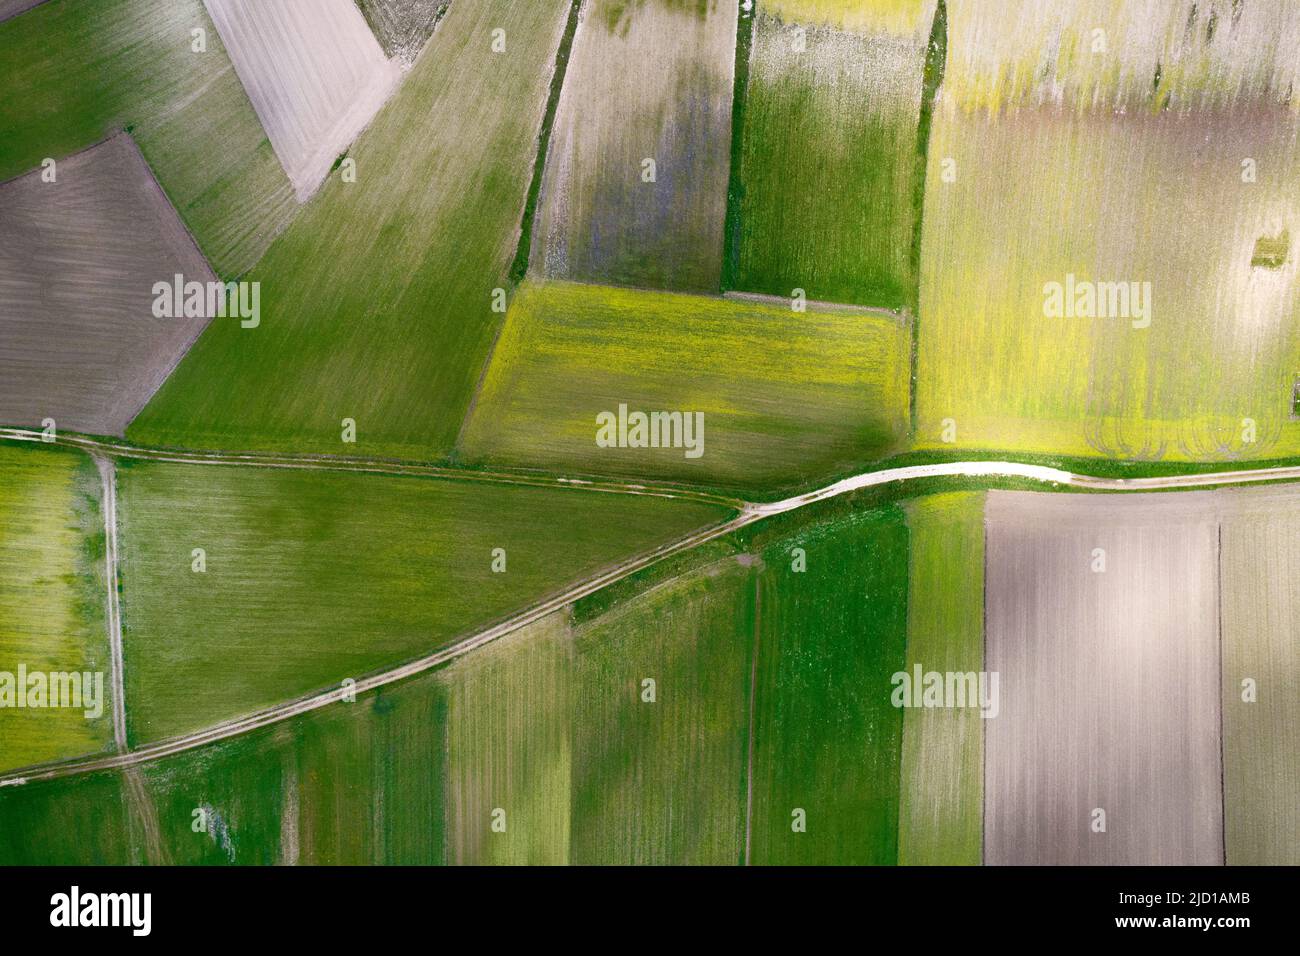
xmin=92 ymin=455 xmax=129 ymax=754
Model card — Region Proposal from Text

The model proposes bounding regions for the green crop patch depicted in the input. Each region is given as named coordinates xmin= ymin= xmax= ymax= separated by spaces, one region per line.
xmin=442 ymin=612 xmax=571 ymax=865
xmin=127 ymin=0 xmax=575 ymax=461
xmin=115 ymin=459 xmax=731 ymax=744
xmin=748 ymin=505 xmax=909 ymax=864
xmin=0 ymin=443 xmax=112 ymax=774
xmin=138 ymin=667 xmax=448 ymax=865
xmin=898 ymin=492 xmax=983 ymax=865
xmin=571 ymin=556 xmax=753 ymax=864
xmin=0 ymin=770 xmax=137 ymax=865
xmin=458 ymin=279 xmax=911 ymax=493
xmin=729 ymin=1 xmax=936 ymax=310
xmin=0 ymin=0 xmax=296 ymax=278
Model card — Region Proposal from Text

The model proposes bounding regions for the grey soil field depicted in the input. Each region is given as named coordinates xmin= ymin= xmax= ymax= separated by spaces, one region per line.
xmin=1219 ymin=486 xmax=1300 ymax=864
xmin=984 ymin=490 xmax=1224 ymax=865
xmin=532 ymin=0 xmax=737 ymax=292
xmin=0 ymin=134 xmax=214 ymax=436
xmin=0 ymin=0 xmax=43 ymax=24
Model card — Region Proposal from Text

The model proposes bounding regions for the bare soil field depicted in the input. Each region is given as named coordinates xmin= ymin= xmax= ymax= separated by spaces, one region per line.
xmin=0 ymin=134 xmax=214 ymax=435
xmin=984 ymin=490 xmax=1224 ymax=865
xmin=204 ymin=0 xmax=400 ymax=201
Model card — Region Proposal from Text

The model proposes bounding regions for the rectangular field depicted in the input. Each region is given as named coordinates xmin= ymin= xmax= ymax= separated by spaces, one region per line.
xmin=915 ymin=0 xmax=1300 ymax=462
xmin=748 ymin=506 xmax=909 ymax=865
xmin=897 ymin=491 xmax=983 ymax=865
xmin=0 ymin=0 xmax=296 ymax=278
xmin=730 ymin=2 xmax=934 ymax=310
xmin=442 ymin=612 xmax=571 ymax=865
xmin=1219 ymin=486 xmax=1300 ymax=865
xmin=457 ymin=279 xmax=911 ymax=492
xmin=532 ymin=0 xmax=737 ymax=292
xmin=127 ymin=0 xmax=575 ymax=461
xmin=0 ymin=443 xmax=112 ymax=773
xmin=570 ymin=557 xmax=753 ymax=865
xmin=984 ymin=490 xmax=1224 ymax=865
xmin=115 ymin=459 xmax=731 ymax=744
xmin=203 ymin=0 xmax=400 ymax=201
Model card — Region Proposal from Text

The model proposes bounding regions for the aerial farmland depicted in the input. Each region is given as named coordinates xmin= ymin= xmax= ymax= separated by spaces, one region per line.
xmin=0 ymin=0 xmax=1297 ymax=915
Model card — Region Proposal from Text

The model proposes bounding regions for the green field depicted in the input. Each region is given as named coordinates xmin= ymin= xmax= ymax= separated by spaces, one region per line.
xmin=458 ymin=279 xmax=911 ymax=492
xmin=532 ymin=0 xmax=736 ymax=292
xmin=115 ymin=459 xmax=731 ymax=743
xmin=898 ymin=492 xmax=983 ymax=865
xmin=0 ymin=0 xmax=295 ymax=278
xmin=729 ymin=2 xmax=935 ymax=310
xmin=0 ymin=769 xmax=137 ymax=865
xmin=916 ymin=0 xmax=1300 ymax=462
xmin=571 ymin=557 xmax=753 ymax=865
xmin=137 ymin=666 xmax=448 ymax=865
xmin=442 ymin=612 xmax=571 ymax=865
xmin=748 ymin=505 xmax=909 ymax=864
xmin=0 ymin=443 xmax=112 ymax=773
xmin=127 ymin=0 xmax=575 ymax=461
xmin=0 ymin=666 xmax=449 ymax=865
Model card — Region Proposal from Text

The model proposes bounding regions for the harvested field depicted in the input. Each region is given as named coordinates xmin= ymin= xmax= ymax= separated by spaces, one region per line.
xmin=748 ymin=506 xmax=909 ymax=865
xmin=128 ymin=0 xmax=575 ymax=461
xmin=356 ymin=0 xmax=448 ymax=65
xmin=114 ymin=458 xmax=731 ymax=743
xmin=0 ymin=0 xmax=296 ymax=278
xmin=1219 ymin=485 xmax=1300 ymax=864
xmin=571 ymin=557 xmax=752 ymax=865
xmin=457 ymin=279 xmax=911 ymax=492
xmin=0 ymin=443 xmax=112 ymax=774
xmin=532 ymin=0 xmax=737 ymax=292
xmin=898 ymin=491 xmax=983 ymax=865
xmin=442 ymin=613 xmax=571 ymax=865
xmin=731 ymin=2 xmax=935 ymax=309
xmin=916 ymin=0 xmax=1300 ymax=461
xmin=0 ymin=134 xmax=214 ymax=436
xmin=984 ymin=490 xmax=1224 ymax=865
xmin=203 ymin=0 xmax=400 ymax=202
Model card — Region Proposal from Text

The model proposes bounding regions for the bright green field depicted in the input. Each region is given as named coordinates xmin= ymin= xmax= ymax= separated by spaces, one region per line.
xmin=127 ymin=0 xmax=574 ymax=461
xmin=458 ymin=279 xmax=911 ymax=492
xmin=115 ymin=459 xmax=731 ymax=744
xmin=0 ymin=443 xmax=112 ymax=773
xmin=748 ymin=505 xmax=909 ymax=865
xmin=442 ymin=612 xmax=571 ymax=865
xmin=898 ymin=492 xmax=983 ymax=865
xmin=571 ymin=557 xmax=753 ymax=865
xmin=0 ymin=0 xmax=295 ymax=278
xmin=730 ymin=5 xmax=932 ymax=310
